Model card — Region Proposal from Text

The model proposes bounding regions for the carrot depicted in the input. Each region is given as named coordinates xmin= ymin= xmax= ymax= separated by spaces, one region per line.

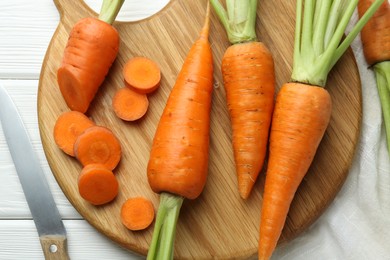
xmin=358 ymin=0 xmax=390 ymax=154
xmin=78 ymin=164 xmax=119 ymax=205
xmin=57 ymin=0 xmax=124 ymax=113
xmin=53 ymin=111 xmax=95 ymax=156
xmin=146 ymin=3 xmax=213 ymax=260
xmin=358 ymin=0 xmax=390 ymax=65
xmin=123 ymin=57 xmax=162 ymax=94
xmin=112 ymin=87 xmax=149 ymax=121
xmin=258 ymin=1 xmax=385 ymax=259
xmin=211 ymin=0 xmax=275 ymax=199
xmin=74 ymin=125 xmax=122 ymax=170
xmin=120 ymin=197 xmax=155 ymax=231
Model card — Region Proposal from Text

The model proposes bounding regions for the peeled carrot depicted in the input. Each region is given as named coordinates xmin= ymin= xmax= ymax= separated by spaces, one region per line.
xmin=146 ymin=3 xmax=213 ymax=260
xmin=358 ymin=0 xmax=390 ymax=154
xmin=112 ymin=87 xmax=149 ymax=121
xmin=74 ymin=126 xmax=122 ymax=170
xmin=211 ymin=0 xmax=275 ymax=199
xmin=258 ymin=1 xmax=385 ymax=259
xmin=78 ymin=164 xmax=119 ymax=205
xmin=53 ymin=110 xmax=95 ymax=156
xmin=120 ymin=197 xmax=155 ymax=231
xmin=57 ymin=0 xmax=124 ymax=113
xmin=123 ymin=57 xmax=161 ymax=94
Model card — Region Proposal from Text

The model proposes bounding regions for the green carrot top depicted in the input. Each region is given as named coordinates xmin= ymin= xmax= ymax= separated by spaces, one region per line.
xmin=210 ymin=0 xmax=258 ymax=44
xmin=291 ymin=0 xmax=385 ymax=87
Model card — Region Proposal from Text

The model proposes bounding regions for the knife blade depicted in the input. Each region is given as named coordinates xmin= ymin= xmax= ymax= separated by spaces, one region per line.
xmin=0 ymin=85 xmax=70 ymax=260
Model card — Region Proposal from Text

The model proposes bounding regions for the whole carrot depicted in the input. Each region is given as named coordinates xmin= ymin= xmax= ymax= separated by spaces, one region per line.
xmin=57 ymin=0 xmax=124 ymax=113
xmin=211 ymin=0 xmax=275 ymax=200
xmin=358 ymin=0 xmax=390 ymax=154
xmin=258 ymin=1 xmax=385 ymax=259
xmin=146 ymin=3 xmax=213 ymax=260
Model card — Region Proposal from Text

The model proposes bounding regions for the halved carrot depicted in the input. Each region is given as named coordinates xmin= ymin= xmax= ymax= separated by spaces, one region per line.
xmin=53 ymin=111 xmax=95 ymax=156
xmin=123 ymin=56 xmax=161 ymax=94
xmin=120 ymin=197 xmax=155 ymax=231
xmin=112 ymin=87 xmax=149 ymax=121
xmin=57 ymin=0 xmax=124 ymax=113
xmin=78 ymin=164 xmax=119 ymax=205
xmin=74 ymin=125 xmax=122 ymax=170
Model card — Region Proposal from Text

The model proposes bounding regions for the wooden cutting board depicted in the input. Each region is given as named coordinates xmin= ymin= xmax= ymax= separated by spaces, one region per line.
xmin=37 ymin=0 xmax=362 ymax=259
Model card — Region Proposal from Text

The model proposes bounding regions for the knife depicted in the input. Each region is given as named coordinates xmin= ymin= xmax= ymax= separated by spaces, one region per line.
xmin=0 ymin=85 xmax=70 ymax=260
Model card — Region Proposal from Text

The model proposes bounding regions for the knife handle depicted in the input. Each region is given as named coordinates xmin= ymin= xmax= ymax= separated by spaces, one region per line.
xmin=40 ymin=235 xmax=70 ymax=260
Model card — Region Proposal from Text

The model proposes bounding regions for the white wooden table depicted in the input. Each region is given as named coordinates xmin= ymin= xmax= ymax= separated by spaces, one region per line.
xmin=1 ymin=1 xmax=390 ymax=259
xmin=0 ymin=1 xmax=168 ymax=259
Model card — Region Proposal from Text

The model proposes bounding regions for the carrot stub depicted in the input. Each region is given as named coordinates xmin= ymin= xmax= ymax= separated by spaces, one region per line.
xmin=53 ymin=111 xmax=95 ymax=156
xmin=57 ymin=17 xmax=120 ymax=113
xmin=123 ymin=57 xmax=161 ymax=94
xmin=112 ymin=87 xmax=149 ymax=121
xmin=120 ymin=197 xmax=155 ymax=231
xmin=78 ymin=164 xmax=119 ymax=205
xmin=74 ymin=126 xmax=122 ymax=170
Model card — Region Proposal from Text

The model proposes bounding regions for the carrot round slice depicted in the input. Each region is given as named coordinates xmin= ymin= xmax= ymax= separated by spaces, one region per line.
xmin=74 ymin=126 xmax=122 ymax=170
xmin=123 ymin=56 xmax=161 ymax=94
xmin=78 ymin=164 xmax=119 ymax=205
xmin=53 ymin=111 xmax=95 ymax=156
xmin=112 ymin=87 xmax=149 ymax=121
xmin=120 ymin=197 xmax=155 ymax=231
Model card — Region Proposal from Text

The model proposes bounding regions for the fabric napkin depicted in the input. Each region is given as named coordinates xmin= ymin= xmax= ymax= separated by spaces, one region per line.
xmin=273 ymin=11 xmax=390 ymax=260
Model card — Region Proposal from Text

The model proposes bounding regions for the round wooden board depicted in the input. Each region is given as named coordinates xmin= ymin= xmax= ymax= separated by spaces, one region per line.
xmin=37 ymin=0 xmax=361 ymax=259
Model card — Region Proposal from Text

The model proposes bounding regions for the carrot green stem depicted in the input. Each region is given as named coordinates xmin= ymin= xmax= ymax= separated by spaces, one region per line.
xmin=210 ymin=0 xmax=258 ymax=44
xmin=147 ymin=192 xmax=184 ymax=260
xmin=291 ymin=0 xmax=385 ymax=87
xmin=98 ymin=0 xmax=125 ymax=25
xmin=374 ymin=61 xmax=390 ymax=154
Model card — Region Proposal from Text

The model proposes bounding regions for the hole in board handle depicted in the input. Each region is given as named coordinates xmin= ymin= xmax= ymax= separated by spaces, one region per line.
xmin=83 ymin=0 xmax=170 ymax=22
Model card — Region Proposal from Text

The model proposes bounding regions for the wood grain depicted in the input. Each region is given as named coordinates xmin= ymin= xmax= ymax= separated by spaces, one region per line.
xmin=37 ymin=0 xmax=361 ymax=259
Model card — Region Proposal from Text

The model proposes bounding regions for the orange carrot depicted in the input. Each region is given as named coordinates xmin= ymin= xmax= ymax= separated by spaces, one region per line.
xmin=211 ymin=0 xmax=275 ymax=199
xmin=78 ymin=164 xmax=119 ymax=205
xmin=146 ymin=3 xmax=213 ymax=259
xmin=120 ymin=197 xmax=155 ymax=231
xmin=358 ymin=0 xmax=390 ymax=154
xmin=53 ymin=111 xmax=95 ymax=156
xmin=57 ymin=0 xmax=124 ymax=113
xmin=123 ymin=57 xmax=161 ymax=94
xmin=358 ymin=0 xmax=390 ymax=65
xmin=112 ymin=87 xmax=149 ymax=121
xmin=258 ymin=1 xmax=385 ymax=259
xmin=74 ymin=126 xmax=122 ymax=170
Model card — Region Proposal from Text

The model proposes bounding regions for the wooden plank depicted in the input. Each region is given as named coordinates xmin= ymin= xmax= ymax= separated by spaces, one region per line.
xmin=37 ymin=0 xmax=362 ymax=258
xmin=0 ymin=80 xmax=80 ymax=218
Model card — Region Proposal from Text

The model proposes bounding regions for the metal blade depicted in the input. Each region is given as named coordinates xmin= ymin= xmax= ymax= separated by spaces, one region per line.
xmin=0 ymin=85 xmax=66 ymax=238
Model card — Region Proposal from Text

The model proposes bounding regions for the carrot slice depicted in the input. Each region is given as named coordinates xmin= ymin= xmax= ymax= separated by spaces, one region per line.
xmin=123 ymin=56 xmax=161 ymax=94
xmin=74 ymin=126 xmax=121 ymax=170
xmin=112 ymin=87 xmax=149 ymax=121
xmin=78 ymin=164 xmax=119 ymax=205
xmin=53 ymin=111 xmax=95 ymax=156
xmin=120 ymin=197 xmax=155 ymax=231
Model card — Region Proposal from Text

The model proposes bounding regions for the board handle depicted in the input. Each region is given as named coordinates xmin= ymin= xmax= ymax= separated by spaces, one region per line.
xmin=53 ymin=0 xmax=97 ymax=22
xmin=40 ymin=235 xmax=70 ymax=260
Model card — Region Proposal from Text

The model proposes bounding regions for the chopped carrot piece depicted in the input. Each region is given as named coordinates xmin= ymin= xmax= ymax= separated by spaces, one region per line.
xmin=120 ymin=197 xmax=155 ymax=231
xmin=53 ymin=111 xmax=95 ymax=156
xmin=74 ymin=126 xmax=121 ymax=170
xmin=123 ymin=56 xmax=161 ymax=94
xmin=112 ymin=87 xmax=149 ymax=121
xmin=78 ymin=164 xmax=119 ymax=205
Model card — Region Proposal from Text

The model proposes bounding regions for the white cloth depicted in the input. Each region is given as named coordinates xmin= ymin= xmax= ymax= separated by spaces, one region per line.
xmin=273 ymin=12 xmax=390 ymax=260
